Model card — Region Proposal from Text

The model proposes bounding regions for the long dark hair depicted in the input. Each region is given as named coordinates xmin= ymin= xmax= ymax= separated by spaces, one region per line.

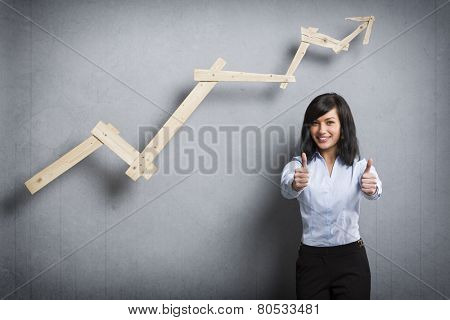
xmin=299 ymin=93 xmax=360 ymax=166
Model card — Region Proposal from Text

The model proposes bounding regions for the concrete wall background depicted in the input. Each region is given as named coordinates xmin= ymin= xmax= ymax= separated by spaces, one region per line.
xmin=1 ymin=0 xmax=449 ymax=299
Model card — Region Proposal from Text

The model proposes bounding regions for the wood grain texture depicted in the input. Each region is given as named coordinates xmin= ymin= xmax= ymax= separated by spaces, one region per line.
xmin=194 ymin=70 xmax=295 ymax=82
xmin=24 ymin=136 xmax=103 ymax=194
xmin=126 ymin=57 xmax=227 ymax=181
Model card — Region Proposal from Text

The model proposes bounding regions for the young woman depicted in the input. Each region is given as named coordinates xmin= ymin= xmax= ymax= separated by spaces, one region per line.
xmin=280 ymin=93 xmax=382 ymax=300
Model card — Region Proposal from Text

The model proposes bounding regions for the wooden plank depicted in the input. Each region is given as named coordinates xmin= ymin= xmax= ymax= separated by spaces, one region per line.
xmin=280 ymin=41 xmax=310 ymax=90
xmin=301 ymin=26 xmax=349 ymax=51
xmin=91 ymin=121 xmax=139 ymax=165
xmin=300 ymin=26 xmax=319 ymax=37
xmin=363 ymin=17 xmax=375 ymax=45
xmin=311 ymin=32 xmax=349 ymax=49
xmin=107 ymin=123 xmax=120 ymax=134
xmin=302 ymin=34 xmax=349 ymax=51
xmin=345 ymin=16 xmax=372 ymax=22
xmin=300 ymin=27 xmax=348 ymax=52
xmin=125 ymin=57 xmax=227 ymax=181
xmin=142 ymin=157 xmax=158 ymax=180
xmin=25 ymin=136 xmax=103 ymax=194
xmin=334 ymin=22 xmax=368 ymax=53
xmin=194 ymin=70 xmax=295 ymax=82
xmin=280 ymin=27 xmax=320 ymax=90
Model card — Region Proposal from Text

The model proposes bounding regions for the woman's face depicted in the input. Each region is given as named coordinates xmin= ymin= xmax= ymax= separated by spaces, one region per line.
xmin=309 ymin=107 xmax=341 ymax=154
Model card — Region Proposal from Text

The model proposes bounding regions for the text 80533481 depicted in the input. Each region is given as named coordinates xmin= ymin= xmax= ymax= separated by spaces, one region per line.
xmin=257 ymin=303 xmax=319 ymax=315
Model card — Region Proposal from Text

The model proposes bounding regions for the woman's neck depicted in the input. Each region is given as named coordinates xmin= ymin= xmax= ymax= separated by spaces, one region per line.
xmin=319 ymin=147 xmax=337 ymax=165
xmin=319 ymin=149 xmax=337 ymax=177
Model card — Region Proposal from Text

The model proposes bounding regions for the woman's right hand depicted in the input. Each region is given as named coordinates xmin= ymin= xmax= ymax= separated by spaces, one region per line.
xmin=292 ymin=152 xmax=309 ymax=191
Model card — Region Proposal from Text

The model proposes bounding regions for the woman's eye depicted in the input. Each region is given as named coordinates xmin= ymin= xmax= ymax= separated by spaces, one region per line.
xmin=311 ymin=122 xmax=318 ymax=126
xmin=327 ymin=121 xmax=334 ymax=125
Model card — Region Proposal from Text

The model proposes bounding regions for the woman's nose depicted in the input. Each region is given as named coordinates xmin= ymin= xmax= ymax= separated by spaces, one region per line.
xmin=319 ymin=124 xmax=327 ymax=133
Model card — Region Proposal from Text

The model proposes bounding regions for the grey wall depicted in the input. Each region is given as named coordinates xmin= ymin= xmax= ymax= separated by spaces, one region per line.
xmin=1 ymin=0 xmax=449 ymax=299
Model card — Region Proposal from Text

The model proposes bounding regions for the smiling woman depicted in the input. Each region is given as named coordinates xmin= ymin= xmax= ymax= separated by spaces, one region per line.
xmin=280 ymin=93 xmax=383 ymax=300
xmin=300 ymin=93 xmax=360 ymax=167
xmin=309 ymin=109 xmax=342 ymax=175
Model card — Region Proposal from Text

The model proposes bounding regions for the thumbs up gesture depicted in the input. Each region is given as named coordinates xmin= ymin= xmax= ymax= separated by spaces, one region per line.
xmin=292 ymin=153 xmax=309 ymax=192
xmin=361 ymin=159 xmax=377 ymax=196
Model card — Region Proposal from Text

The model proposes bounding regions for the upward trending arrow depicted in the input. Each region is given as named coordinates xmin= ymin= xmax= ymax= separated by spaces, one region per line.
xmin=25 ymin=15 xmax=375 ymax=194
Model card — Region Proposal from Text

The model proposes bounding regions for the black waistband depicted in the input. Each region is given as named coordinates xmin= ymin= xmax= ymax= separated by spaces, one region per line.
xmin=299 ymin=239 xmax=365 ymax=255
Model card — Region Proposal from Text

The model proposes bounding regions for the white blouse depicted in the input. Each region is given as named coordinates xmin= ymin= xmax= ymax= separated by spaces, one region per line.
xmin=281 ymin=151 xmax=382 ymax=247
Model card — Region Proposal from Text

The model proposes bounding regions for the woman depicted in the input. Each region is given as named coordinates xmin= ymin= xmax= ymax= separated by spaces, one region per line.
xmin=280 ymin=93 xmax=382 ymax=300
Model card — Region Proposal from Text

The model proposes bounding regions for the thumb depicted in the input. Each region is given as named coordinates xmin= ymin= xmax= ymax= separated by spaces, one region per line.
xmin=301 ymin=152 xmax=308 ymax=169
xmin=364 ymin=158 xmax=373 ymax=174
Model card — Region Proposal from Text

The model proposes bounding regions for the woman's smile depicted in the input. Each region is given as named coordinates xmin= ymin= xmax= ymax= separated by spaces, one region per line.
xmin=317 ymin=136 xmax=331 ymax=143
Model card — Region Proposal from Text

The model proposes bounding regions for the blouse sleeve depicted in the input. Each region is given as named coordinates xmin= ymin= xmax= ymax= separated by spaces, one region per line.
xmin=280 ymin=157 xmax=304 ymax=199
xmin=359 ymin=158 xmax=383 ymax=200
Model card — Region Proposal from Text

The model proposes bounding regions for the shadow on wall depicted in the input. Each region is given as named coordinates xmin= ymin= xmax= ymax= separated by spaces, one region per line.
xmin=0 ymin=144 xmax=135 ymax=216
xmin=250 ymin=195 xmax=301 ymax=299
xmin=244 ymin=138 xmax=303 ymax=299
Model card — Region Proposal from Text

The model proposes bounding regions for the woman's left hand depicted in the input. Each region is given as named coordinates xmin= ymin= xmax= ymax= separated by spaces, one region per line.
xmin=361 ymin=159 xmax=377 ymax=196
